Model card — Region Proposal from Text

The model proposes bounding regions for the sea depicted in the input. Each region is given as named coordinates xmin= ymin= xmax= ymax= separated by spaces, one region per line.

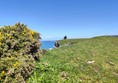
xmin=40 ymin=41 xmax=55 ymax=50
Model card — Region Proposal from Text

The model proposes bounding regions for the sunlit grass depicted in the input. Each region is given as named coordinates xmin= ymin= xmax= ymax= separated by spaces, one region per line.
xmin=27 ymin=36 xmax=118 ymax=83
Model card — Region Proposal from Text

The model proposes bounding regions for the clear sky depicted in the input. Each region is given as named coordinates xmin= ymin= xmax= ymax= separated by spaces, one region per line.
xmin=0 ymin=0 xmax=118 ymax=40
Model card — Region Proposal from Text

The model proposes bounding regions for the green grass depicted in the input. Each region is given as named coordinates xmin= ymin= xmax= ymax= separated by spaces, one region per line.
xmin=27 ymin=36 xmax=118 ymax=83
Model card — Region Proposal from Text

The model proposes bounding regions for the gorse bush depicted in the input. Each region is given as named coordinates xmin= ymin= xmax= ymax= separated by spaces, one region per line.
xmin=0 ymin=23 xmax=41 ymax=83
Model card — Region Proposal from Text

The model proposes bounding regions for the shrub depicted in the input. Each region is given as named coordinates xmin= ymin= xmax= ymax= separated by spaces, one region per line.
xmin=0 ymin=23 xmax=41 ymax=83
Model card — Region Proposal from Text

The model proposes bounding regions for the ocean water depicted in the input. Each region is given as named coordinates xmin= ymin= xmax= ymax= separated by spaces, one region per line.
xmin=40 ymin=41 xmax=55 ymax=50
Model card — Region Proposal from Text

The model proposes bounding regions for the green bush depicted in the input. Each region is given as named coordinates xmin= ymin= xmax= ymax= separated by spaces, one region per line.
xmin=0 ymin=23 xmax=41 ymax=83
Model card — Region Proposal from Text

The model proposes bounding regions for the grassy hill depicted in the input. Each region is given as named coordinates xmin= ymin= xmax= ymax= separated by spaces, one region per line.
xmin=27 ymin=36 xmax=118 ymax=83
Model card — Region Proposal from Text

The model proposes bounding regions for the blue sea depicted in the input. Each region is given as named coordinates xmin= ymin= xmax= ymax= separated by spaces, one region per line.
xmin=40 ymin=41 xmax=55 ymax=50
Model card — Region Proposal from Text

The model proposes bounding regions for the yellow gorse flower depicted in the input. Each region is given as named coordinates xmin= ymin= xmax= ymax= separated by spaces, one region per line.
xmin=24 ymin=29 xmax=26 ymax=33
xmin=14 ymin=62 xmax=19 ymax=67
xmin=7 ymin=34 xmax=10 ymax=36
xmin=14 ymin=64 xmax=17 ymax=67
xmin=6 ymin=34 xmax=12 ymax=39
xmin=30 ymin=30 xmax=35 ymax=35
xmin=16 ymin=62 xmax=19 ymax=65
xmin=2 ymin=71 xmax=5 ymax=75
xmin=9 ymin=36 xmax=12 ymax=39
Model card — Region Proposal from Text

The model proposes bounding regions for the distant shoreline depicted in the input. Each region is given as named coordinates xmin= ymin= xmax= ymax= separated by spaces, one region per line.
xmin=40 ymin=41 xmax=55 ymax=50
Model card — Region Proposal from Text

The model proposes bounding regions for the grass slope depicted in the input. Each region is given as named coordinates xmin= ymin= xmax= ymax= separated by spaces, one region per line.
xmin=27 ymin=36 xmax=118 ymax=83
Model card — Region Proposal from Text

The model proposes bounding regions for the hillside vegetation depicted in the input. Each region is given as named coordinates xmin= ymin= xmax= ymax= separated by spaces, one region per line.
xmin=0 ymin=23 xmax=41 ymax=83
xmin=27 ymin=36 xmax=118 ymax=83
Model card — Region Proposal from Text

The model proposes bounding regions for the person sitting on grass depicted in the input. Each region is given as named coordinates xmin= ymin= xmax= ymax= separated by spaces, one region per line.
xmin=54 ymin=42 xmax=60 ymax=48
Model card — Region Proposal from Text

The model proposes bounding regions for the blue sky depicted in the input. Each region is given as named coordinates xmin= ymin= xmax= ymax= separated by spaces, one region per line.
xmin=0 ymin=0 xmax=118 ymax=40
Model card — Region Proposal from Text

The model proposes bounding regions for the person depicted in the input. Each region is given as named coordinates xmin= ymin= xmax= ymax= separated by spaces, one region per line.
xmin=64 ymin=36 xmax=67 ymax=40
xmin=54 ymin=42 xmax=60 ymax=48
